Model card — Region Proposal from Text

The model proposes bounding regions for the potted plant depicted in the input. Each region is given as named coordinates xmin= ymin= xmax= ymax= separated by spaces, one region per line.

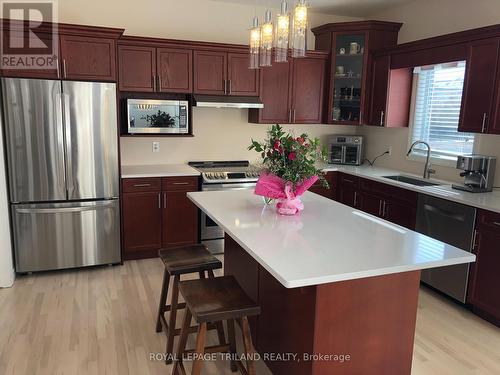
xmin=249 ymin=124 xmax=328 ymax=215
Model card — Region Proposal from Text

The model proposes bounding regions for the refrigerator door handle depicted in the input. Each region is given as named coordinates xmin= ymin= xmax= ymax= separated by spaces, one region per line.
xmin=62 ymin=93 xmax=74 ymax=196
xmin=16 ymin=200 xmax=117 ymax=214
xmin=54 ymin=91 xmax=67 ymax=196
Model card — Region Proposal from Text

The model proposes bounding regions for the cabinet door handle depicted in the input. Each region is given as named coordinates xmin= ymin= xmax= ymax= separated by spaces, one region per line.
xmin=62 ymin=59 xmax=67 ymax=78
xmin=472 ymin=230 xmax=479 ymax=251
xmin=288 ymin=109 xmax=292 ymax=123
xmin=172 ymin=182 xmax=189 ymax=185
xmin=157 ymin=75 xmax=161 ymax=91
xmin=293 ymin=109 xmax=296 ymax=123
xmin=158 ymin=193 xmax=161 ymax=209
xmin=224 ymin=79 xmax=227 ymax=95
xmin=382 ymin=200 xmax=387 ymax=217
xmin=228 ymin=79 xmax=232 ymax=95
xmin=380 ymin=110 xmax=385 ymax=126
xmin=133 ymin=183 xmax=151 ymax=187
xmin=152 ymin=75 xmax=156 ymax=91
xmin=163 ymin=192 xmax=167 ymax=209
xmin=378 ymin=200 xmax=383 ymax=216
xmin=353 ymin=191 xmax=358 ymax=207
xmin=481 ymin=113 xmax=487 ymax=133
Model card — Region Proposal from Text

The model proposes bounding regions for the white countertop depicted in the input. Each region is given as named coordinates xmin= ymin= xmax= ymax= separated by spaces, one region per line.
xmin=321 ymin=164 xmax=500 ymax=214
xmin=121 ymin=164 xmax=200 ymax=178
xmin=188 ymin=189 xmax=475 ymax=289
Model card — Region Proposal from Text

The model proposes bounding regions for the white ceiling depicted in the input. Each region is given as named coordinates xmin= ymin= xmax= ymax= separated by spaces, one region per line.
xmin=211 ymin=0 xmax=415 ymax=17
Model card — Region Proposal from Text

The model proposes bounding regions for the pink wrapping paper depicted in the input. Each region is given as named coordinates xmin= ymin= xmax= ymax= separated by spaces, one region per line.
xmin=254 ymin=173 xmax=318 ymax=215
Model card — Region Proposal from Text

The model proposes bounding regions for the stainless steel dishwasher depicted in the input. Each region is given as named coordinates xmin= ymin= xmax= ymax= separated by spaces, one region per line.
xmin=416 ymin=194 xmax=477 ymax=303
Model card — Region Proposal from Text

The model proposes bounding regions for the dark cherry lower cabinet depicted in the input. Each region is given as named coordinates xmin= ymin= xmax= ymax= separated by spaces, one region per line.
xmin=122 ymin=176 xmax=199 ymax=260
xmin=308 ymin=172 xmax=337 ymax=199
xmin=468 ymin=210 xmax=500 ymax=326
xmin=336 ymin=173 xmax=417 ymax=229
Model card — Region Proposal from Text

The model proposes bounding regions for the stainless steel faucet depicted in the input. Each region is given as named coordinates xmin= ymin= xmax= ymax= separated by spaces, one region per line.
xmin=407 ymin=141 xmax=436 ymax=179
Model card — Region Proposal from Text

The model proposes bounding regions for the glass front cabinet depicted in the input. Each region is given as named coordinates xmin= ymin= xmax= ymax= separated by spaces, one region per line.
xmin=312 ymin=21 xmax=402 ymax=125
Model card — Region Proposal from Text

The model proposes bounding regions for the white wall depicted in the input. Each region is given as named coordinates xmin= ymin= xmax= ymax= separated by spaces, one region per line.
xmin=0 ymin=117 xmax=15 ymax=288
xmin=361 ymin=0 xmax=500 ymax=185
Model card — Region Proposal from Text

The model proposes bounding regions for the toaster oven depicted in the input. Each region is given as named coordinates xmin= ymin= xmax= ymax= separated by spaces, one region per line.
xmin=328 ymin=135 xmax=364 ymax=165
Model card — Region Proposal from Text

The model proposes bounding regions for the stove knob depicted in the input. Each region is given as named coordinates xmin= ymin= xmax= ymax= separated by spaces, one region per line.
xmin=219 ymin=173 xmax=225 ymax=179
xmin=207 ymin=173 xmax=213 ymax=179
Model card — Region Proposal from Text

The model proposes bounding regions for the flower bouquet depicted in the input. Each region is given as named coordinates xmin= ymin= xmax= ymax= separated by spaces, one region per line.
xmin=248 ymin=124 xmax=328 ymax=215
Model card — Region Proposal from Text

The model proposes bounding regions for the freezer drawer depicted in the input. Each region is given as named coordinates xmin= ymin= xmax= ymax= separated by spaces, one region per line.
xmin=12 ymin=200 xmax=121 ymax=272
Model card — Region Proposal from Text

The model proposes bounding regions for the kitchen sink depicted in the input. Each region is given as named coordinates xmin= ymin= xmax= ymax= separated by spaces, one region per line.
xmin=382 ymin=175 xmax=442 ymax=187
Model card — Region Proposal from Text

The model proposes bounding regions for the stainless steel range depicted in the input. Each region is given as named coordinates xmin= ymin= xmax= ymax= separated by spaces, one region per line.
xmin=189 ymin=160 xmax=260 ymax=254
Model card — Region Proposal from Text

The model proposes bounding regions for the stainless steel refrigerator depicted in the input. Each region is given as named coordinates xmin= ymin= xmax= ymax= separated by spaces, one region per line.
xmin=1 ymin=78 xmax=121 ymax=273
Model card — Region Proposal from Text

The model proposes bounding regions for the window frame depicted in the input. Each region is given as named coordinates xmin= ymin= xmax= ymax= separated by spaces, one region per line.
xmin=406 ymin=63 xmax=477 ymax=168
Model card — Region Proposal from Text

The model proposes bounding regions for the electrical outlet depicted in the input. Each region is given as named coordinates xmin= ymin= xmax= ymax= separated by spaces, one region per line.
xmin=152 ymin=142 xmax=160 ymax=153
xmin=388 ymin=146 xmax=393 ymax=156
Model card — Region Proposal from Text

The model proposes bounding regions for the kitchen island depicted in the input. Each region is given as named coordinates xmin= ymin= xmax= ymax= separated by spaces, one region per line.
xmin=188 ymin=190 xmax=475 ymax=375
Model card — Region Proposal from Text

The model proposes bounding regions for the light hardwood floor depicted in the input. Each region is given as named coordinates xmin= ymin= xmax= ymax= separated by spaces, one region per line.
xmin=0 ymin=258 xmax=499 ymax=375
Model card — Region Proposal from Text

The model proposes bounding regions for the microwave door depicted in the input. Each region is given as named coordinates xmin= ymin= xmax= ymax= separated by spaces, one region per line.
xmin=62 ymin=81 xmax=119 ymax=200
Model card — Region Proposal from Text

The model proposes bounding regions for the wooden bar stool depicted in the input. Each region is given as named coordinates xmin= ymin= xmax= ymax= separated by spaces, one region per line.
xmin=172 ymin=275 xmax=261 ymax=375
xmin=155 ymin=244 xmax=223 ymax=364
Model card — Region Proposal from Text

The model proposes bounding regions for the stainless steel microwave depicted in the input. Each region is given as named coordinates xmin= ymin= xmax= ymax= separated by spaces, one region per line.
xmin=127 ymin=99 xmax=189 ymax=134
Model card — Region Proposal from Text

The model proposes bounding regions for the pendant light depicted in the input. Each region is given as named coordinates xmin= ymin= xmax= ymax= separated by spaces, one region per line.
xmin=249 ymin=16 xmax=261 ymax=69
xmin=291 ymin=0 xmax=308 ymax=57
xmin=274 ymin=0 xmax=290 ymax=62
xmin=259 ymin=10 xmax=273 ymax=67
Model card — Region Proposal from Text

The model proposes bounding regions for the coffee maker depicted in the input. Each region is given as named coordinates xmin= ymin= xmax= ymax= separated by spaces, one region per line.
xmin=452 ymin=155 xmax=497 ymax=193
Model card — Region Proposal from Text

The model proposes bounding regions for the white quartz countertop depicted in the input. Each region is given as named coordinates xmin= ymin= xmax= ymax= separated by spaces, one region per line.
xmin=321 ymin=164 xmax=500 ymax=214
xmin=188 ymin=189 xmax=475 ymax=289
xmin=121 ymin=164 xmax=200 ymax=178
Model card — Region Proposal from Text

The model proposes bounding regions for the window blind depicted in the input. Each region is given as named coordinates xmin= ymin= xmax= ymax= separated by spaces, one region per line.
xmin=411 ymin=61 xmax=474 ymax=158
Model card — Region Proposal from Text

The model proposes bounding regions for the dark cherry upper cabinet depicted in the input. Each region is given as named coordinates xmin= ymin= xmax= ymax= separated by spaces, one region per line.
xmin=312 ymin=21 xmax=402 ymax=125
xmin=468 ymin=210 xmax=500 ymax=325
xmin=368 ymin=54 xmax=412 ymax=128
xmin=290 ymin=56 xmax=326 ymax=123
xmin=248 ymin=52 xmax=327 ymax=124
xmin=459 ymin=39 xmax=500 ymax=133
xmin=157 ymin=48 xmax=193 ymax=93
xmin=249 ymin=59 xmax=292 ymax=123
xmin=122 ymin=191 xmax=162 ymax=256
xmin=193 ymin=50 xmax=227 ymax=95
xmin=59 ymin=35 xmax=117 ymax=81
xmin=492 ymin=59 xmax=500 ymax=134
xmin=227 ymin=53 xmax=259 ymax=96
xmin=0 ymin=31 xmax=60 ymax=79
xmin=118 ymin=45 xmax=156 ymax=92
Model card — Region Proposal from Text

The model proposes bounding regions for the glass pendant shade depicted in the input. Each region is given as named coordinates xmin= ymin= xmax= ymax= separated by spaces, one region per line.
xmin=274 ymin=0 xmax=290 ymax=62
xmin=291 ymin=0 xmax=308 ymax=57
xmin=260 ymin=10 xmax=273 ymax=67
xmin=249 ymin=16 xmax=260 ymax=69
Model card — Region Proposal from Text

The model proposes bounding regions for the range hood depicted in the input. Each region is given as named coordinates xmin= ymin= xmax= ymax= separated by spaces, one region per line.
xmin=193 ymin=95 xmax=263 ymax=109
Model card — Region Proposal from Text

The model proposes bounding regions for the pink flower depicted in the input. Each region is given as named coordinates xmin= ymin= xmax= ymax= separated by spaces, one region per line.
xmin=273 ymin=140 xmax=281 ymax=150
xmin=288 ymin=152 xmax=297 ymax=161
xmin=296 ymin=137 xmax=305 ymax=144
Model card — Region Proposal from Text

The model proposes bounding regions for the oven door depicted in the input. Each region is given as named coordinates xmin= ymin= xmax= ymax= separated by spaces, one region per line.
xmin=344 ymin=145 xmax=361 ymax=165
xmin=329 ymin=145 xmax=344 ymax=164
xmin=200 ymin=182 xmax=256 ymax=253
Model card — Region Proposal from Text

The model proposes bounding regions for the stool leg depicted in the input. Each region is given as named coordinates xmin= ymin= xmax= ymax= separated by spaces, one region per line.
xmin=191 ymin=322 xmax=207 ymax=375
xmin=240 ymin=317 xmax=256 ymax=375
xmin=172 ymin=308 xmax=192 ymax=375
xmin=227 ymin=319 xmax=238 ymax=372
xmin=166 ymin=274 xmax=180 ymax=364
xmin=156 ymin=269 xmax=170 ymax=333
xmin=207 ymin=270 xmax=226 ymax=345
